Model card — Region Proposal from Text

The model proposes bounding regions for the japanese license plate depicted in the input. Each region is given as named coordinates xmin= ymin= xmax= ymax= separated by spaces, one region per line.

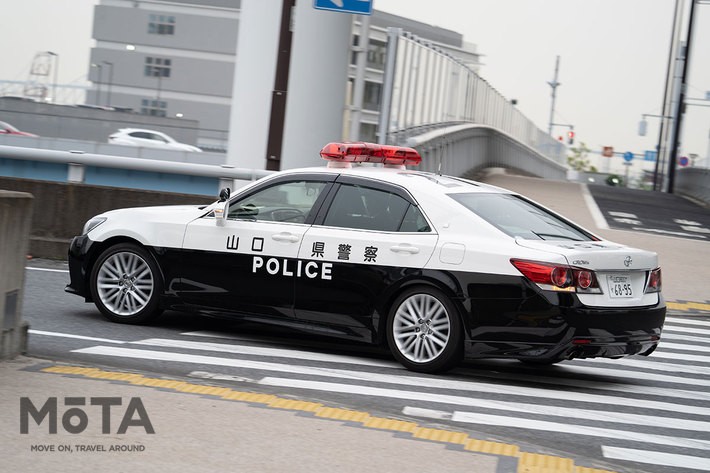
xmin=607 ymin=274 xmax=633 ymax=298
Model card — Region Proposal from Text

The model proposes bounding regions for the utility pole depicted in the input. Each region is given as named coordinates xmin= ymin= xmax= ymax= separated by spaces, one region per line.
xmin=654 ymin=0 xmax=685 ymax=191
xmin=547 ymin=55 xmax=561 ymax=136
xmin=668 ymin=0 xmax=698 ymax=194
xmin=265 ymin=0 xmax=295 ymax=171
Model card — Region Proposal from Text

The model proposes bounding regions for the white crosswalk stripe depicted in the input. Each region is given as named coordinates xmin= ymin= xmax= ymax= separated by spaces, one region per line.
xmin=58 ymin=318 xmax=710 ymax=473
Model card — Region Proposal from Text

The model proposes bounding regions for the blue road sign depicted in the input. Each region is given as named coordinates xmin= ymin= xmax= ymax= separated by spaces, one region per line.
xmin=314 ymin=0 xmax=373 ymax=15
xmin=623 ymin=151 xmax=634 ymax=162
xmin=644 ymin=150 xmax=657 ymax=162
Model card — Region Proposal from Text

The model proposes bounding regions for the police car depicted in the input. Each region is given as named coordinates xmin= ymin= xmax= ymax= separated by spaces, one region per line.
xmin=66 ymin=142 xmax=665 ymax=373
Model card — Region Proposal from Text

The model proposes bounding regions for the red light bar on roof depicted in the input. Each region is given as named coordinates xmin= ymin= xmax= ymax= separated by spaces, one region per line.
xmin=319 ymin=142 xmax=422 ymax=166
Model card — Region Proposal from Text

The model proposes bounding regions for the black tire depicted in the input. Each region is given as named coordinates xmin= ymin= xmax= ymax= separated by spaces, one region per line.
xmin=89 ymin=243 xmax=163 ymax=324
xmin=386 ymin=286 xmax=463 ymax=373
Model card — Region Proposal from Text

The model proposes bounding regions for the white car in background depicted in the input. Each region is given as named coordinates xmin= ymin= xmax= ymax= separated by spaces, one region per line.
xmin=108 ymin=128 xmax=202 ymax=152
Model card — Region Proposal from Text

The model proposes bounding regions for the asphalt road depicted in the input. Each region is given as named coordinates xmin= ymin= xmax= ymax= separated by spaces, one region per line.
xmin=22 ymin=263 xmax=710 ymax=473
xmin=589 ymin=184 xmax=710 ymax=240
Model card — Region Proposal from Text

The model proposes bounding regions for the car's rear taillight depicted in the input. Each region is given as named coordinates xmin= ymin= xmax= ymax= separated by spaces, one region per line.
xmin=645 ymin=268 xmax=662 ymax=293
xmin=511 ymin=259 xmax=601 ymax=293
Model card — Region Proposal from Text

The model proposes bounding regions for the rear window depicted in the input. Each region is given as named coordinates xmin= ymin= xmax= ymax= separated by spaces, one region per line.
xmin=449 ymin=193 xmax=594 ymax=241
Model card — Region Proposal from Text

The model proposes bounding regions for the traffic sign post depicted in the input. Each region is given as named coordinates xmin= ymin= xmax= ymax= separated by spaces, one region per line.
xmin=314 ymin=0 xmax=373 ymax=15
xmin=621 ymin=152 xmax=634 ymax=187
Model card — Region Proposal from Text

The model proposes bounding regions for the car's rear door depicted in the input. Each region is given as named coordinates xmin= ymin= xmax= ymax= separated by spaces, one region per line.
xmin=294 ymin=176 xmax=438 ymax=334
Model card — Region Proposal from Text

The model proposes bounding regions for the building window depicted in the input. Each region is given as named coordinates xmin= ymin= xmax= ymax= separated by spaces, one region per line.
xmin=359 ymin=123 xmax=377 ymax=142
xmin=141 ymin=98 xmax=167 ymax=117
xmin=351 ymin=37 xmax=387 ymax=71
xmin=148 ymin=14 xmax=175 ymax=35
xmin=363 ymin=81 xmax=382 ymax=111
xmin=367 ymin=40 xmax=387 ymax=70
xmin=144 ymin=57 xmax=171 ymax=77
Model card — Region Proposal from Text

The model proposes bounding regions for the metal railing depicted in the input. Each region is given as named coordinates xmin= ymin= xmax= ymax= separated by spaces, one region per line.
xmin=0 ymin=144 xmax=272 ymax=195
xmin=379 ymin=29 xmax=567 ymax=169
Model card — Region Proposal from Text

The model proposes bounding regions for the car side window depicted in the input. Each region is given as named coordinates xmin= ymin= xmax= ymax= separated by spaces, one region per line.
xmin=227 ymin=180 xmax=327 ymax=223
xmin=323 ymin=184 xmax=426 ymax=232
xmin=399 ymin=204 xmax=431 ymax=232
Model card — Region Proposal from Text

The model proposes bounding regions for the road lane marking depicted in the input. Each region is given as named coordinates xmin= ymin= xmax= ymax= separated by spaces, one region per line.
xmin=667 ymin=302 xmax=710 ymax=313
xmin=647 ymin=351 xmax=710 ymax=364
xmin=601 ymin=446 xmax=710 ymax=471
xmin=259 ymin=378 xmax=710 ymax=451
xmin=26 ymin=266 xmax=69 ymax=273
xmin=655 ymin=341 xmax=710 ymax=353
xmin=608 ymin=212 xmax=638 ymax=219
xmin=632 ymin=227 xmax=707 ymax=239
xmin=132 ymin=338 xmax=395 ymax=368
xmin=40 ymin=365 xmax=531 ymax=465
xmin=661 ymin=332 xmax=710 ymax=344
xmin=29 ymin=329 xmax=127 ymax=344
xmin=517 ymin=361 xmax=710 ymax=390
xmin=663 ymin=326 xmax=710 ymax=336
xmin=665 ymin=317 xmax=710 ymax=328
xmin=446 ymin=411 xmax=710 ymax=451
xmin=257 ymin=377 xmax=710 ymax=432
xmin=72 ymin=346 xmax=710 ymax=416
xmin=124 ymin=339 xmax=710 ymax=400
xmin=584 ymin=357 xmax=710 ymax=377
xmin=581 ymin=185 xmax=609 ymax=230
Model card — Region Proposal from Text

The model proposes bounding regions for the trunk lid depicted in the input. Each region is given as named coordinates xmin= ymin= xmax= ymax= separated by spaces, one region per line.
xmin=515 ymin=238 xmax=660 ymax=308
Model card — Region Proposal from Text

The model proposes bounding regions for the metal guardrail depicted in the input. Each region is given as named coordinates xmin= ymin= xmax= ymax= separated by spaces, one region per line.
xmin=0 ymin=144 xmax=272 ymax=194
xmin=379 ymin=29 xmax=567 ymax=166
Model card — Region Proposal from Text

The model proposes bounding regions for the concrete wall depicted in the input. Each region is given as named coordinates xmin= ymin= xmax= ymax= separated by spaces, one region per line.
xmin=0 ymin=190 xmax=32 ymax=359
xmin=0 ymin=177 xmax=213 ymax=260
xmin=676 ymin=167 xmax=710 ymax=207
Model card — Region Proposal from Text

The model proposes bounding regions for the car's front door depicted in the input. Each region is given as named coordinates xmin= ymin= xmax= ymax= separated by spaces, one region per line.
xmin=178 ymin=175 xmax=334 ymax=319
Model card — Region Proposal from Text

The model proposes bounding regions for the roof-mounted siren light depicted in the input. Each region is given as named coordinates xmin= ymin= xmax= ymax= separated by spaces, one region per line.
xmin=319 ymin=142 xmax=422 ymax=169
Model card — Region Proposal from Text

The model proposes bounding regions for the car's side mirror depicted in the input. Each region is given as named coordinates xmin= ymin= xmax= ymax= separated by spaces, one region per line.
xmin=214 ymin=187 xmax=231 ymax=226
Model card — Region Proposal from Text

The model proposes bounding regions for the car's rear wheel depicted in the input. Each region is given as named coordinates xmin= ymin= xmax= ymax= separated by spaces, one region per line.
xmin=387 ymin=286 xmax=463 ymax=373
xmin=90 ymin=243 xmax=163 ymax=324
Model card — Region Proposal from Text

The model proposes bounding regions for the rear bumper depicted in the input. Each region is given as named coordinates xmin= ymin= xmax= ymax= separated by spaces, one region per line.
xmin=464 ymin=292 xmax=666 ymax=362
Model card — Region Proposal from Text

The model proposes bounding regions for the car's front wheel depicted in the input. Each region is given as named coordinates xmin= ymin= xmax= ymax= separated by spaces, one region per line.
xmin=89 ymin=243 xmax=163 ymax=324
xmin=387 ymin=287 xmax=463 ymax=373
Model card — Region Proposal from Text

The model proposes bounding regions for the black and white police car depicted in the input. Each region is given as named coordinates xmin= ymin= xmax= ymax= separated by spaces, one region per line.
xmin=66 ymin=142 xmax=665 ymax=373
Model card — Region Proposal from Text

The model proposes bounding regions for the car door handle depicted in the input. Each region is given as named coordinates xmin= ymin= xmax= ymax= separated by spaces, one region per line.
xmin=271 ymin=233 xmax=300 ymax=243
xmin=390 ymin=244 xmax=420 ymax=254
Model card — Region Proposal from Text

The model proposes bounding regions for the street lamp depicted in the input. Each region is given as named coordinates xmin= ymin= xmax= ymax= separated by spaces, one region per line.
xmin=91 ymin=63 xmax=103 ymax=106
xmin=102 ymin=61 xmax=114 ymax=107
xmin=46 ymin=51 xmax=58 ymax=103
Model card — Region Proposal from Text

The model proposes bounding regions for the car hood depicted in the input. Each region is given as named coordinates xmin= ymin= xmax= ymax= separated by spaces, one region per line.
xmin=89 ymin=205 xmax=212 ymax=247
xmin=101 ymin=205 xmax=208 ymax=222
xmin=515 ymin=238 xmax=658 ymax=270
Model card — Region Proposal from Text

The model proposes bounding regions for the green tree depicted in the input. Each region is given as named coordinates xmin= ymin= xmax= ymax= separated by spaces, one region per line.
xmin=567 ymin=142 xmax=598 ymax=172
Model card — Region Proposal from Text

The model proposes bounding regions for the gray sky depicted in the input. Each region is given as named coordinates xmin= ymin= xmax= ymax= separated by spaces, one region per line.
xmin=2 ymin=0 xmax=709 ymax=162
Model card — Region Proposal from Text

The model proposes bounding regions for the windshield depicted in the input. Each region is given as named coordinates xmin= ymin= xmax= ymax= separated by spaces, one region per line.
xmin=449 ymin=193 xmax=594 ymax=241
